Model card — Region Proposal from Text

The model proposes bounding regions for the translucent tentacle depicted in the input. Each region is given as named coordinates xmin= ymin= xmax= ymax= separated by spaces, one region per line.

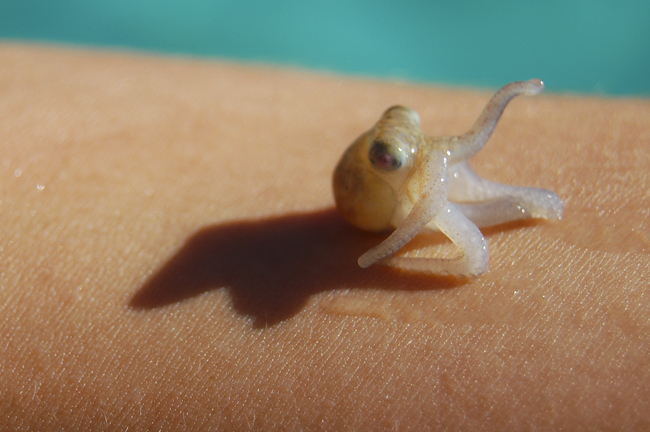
xmin=386 ymin=203 xmax=489 ymax=277
xmin=432 ymin=79 xmax=544 ymax=164
xmin=449 ymin=161 xmax=564 ymax=223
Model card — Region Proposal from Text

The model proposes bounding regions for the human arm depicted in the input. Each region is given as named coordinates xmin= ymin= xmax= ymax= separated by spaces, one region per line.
xmin=1 ymin=43 xmax=648 ymax=430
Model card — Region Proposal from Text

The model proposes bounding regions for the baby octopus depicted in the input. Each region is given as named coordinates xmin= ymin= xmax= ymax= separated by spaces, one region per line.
xmin=333 ymin=79 xmax=564 ymax=277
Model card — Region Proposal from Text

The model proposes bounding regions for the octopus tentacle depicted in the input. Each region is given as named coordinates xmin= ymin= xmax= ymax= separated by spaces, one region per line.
xmin=386 ymin=203 xmax=489 ymax=277
xmin=432 ymin=79 xmax=544 ymax=164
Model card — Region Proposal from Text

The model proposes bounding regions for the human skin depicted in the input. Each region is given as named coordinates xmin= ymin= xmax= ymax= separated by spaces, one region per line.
xmin=0 ymin=44 xmax=648 ymax=431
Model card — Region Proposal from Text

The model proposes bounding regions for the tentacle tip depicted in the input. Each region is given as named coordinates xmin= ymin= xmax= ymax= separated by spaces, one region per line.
xmin=358 ymin=255 xmax=374 ymax=269
xmin=466 ymin=257 xmax=489 ymax=278
xmin=547 ymin=193 xmax=565 ymax=220
xmin=472 ymin=264 xmax=489 ymax=277
xmin=525 ymin=78 xmax=545 ymax=95
xmin=448 ymin=263 xmax=489 ymax=279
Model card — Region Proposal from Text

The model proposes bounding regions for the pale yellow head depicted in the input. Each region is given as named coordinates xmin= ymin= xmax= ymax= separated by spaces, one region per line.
xmin=332 ymin=106 xmax=423 ymax=232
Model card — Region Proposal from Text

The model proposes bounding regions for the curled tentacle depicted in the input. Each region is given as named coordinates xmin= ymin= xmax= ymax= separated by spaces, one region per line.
xmin=433 ymin=79 xmax=544 ymax=164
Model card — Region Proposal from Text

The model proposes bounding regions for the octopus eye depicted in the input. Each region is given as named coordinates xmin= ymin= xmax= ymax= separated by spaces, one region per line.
xmin=369 ymin=140 xmax=405 ymax=172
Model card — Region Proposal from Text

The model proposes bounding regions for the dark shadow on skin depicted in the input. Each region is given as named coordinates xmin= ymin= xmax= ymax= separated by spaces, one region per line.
xmin=130 ymin=209 xmax=464 ymax=326
xmin=130 ymin=208 xmax=541 ymax=327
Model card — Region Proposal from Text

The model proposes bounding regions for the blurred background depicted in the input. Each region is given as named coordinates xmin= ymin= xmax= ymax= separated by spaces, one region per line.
xmin=1 ymin=0 xmax=648 ymax=96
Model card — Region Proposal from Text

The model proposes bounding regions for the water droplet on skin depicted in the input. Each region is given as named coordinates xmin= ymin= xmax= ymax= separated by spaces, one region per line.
xmin=14 ymin=169 xmax=21 ymax=177
xmin=37 ymin=184 xmax=45 ymax=191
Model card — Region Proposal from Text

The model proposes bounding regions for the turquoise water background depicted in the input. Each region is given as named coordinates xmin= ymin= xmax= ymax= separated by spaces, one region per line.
xmin=1 ymin=0 xmax=649 ymax=95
